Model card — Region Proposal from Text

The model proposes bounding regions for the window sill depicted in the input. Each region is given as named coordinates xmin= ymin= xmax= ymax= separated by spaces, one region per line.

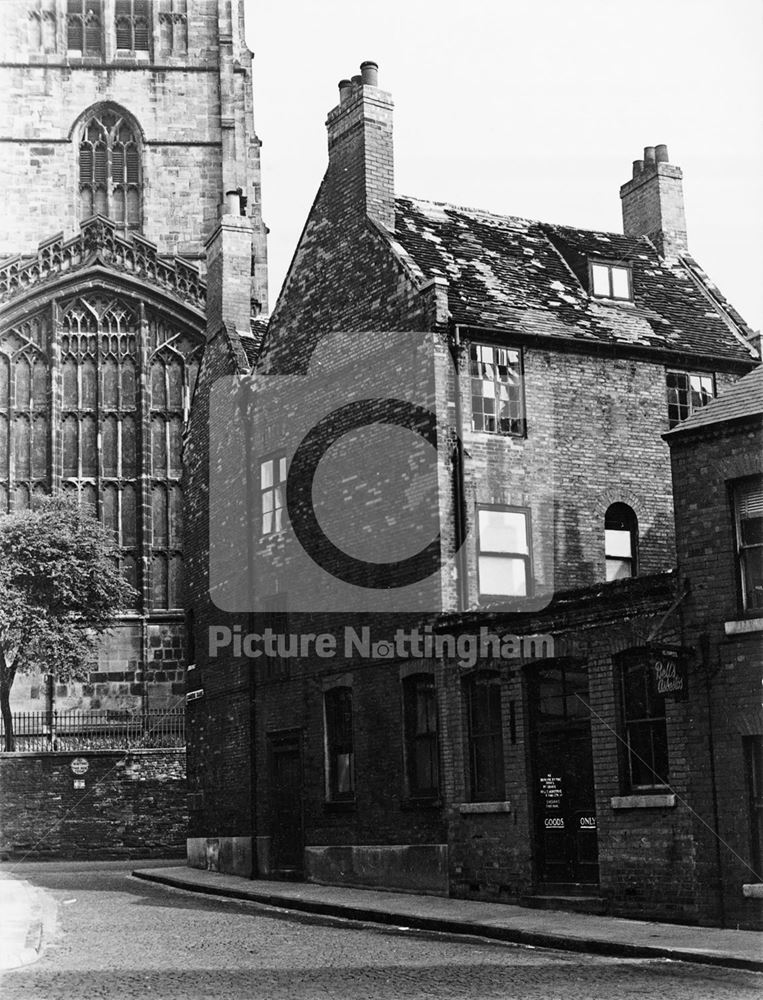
xmin=724 ymin=618 xmax=763 ymax=636
xmin=458 ymin=800 xmax=511 ymax=815
xmin=401 ymin=796 xmax=441 ymax=811
xmin=742 ymin=883 xmax=763 ymax=899
xmin=611 ymin=794 xmax=676 ymax=809
xmin=323 ymin=799 xmax=356 ymax=813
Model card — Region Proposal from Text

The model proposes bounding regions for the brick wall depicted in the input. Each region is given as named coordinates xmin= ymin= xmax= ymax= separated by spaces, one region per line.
xmin=184 ymin=316 xmax=255 ymax=841
xmin=0 ymin=749 xmax=186 ymax=858
xmin=669 ymin=415 xmax=763 ymax=929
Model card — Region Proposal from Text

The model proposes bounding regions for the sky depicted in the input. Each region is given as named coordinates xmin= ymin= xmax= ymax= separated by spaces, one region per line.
xmin=246 ymin=0 xmax=763 ymax=335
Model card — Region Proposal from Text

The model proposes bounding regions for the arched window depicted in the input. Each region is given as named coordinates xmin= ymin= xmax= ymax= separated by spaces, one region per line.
xmin=605 ymin=503 xmax=638 ymax=581
xmin=78 ymin=107 xmax=142 ymax=231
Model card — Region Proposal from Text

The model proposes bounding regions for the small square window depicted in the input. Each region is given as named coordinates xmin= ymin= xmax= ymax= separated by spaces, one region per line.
xmin=590 ymin=261 xmax=632 ymax=300
xmin=666 ymin=370 xmax=715 ymax=427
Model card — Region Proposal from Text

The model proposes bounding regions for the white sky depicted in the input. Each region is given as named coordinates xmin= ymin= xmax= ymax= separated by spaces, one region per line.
xmin=246 ymin=0 xmax=763 ymax=336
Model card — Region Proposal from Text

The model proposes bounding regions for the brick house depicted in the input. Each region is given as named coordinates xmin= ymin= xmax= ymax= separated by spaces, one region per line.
xmin=0 ymin=0 xmax=266 ymax=717
xmin=663 ymin=366 xmax=763 ymax=928
xmin=185 ymin=63 xmax=760 ymax=923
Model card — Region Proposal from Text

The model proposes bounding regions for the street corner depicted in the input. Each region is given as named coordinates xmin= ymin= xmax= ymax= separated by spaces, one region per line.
xmin=0 ymin=874 xmax=57 ymax=971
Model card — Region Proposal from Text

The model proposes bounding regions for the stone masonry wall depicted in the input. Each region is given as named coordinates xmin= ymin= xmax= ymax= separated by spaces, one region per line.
xmin=0 ymin=749 xmax=187 ymax=858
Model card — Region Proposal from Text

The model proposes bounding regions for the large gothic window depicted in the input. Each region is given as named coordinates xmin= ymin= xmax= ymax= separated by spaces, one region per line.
xmin=79 ymin=107 xmax=142 ymax=232
xmin=67 ymin=0 xmax=103 ymax=57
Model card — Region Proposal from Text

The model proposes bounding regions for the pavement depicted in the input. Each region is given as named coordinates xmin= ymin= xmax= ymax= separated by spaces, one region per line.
xmin=0 ymin=872 xmax=57 ymax=971
xmin=132 ymin=865 xmax=763 ymax=973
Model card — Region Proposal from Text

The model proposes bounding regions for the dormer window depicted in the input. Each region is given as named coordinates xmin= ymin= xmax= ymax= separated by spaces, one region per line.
xmin=590 ymin=261 xmax=632 ymax=300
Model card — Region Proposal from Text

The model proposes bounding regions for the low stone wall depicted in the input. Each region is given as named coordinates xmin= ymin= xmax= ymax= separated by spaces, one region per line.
xmin=0 ymin=749 xmax=187 ymax=859
xmin=304 ymin=844 xmax=449 ymax=896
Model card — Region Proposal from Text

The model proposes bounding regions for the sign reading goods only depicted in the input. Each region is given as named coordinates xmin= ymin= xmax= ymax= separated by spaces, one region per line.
xmin=70 ymin=757 xmax=89 ymax=776
xmin=650 ymin=646 xmax=688 ymax=701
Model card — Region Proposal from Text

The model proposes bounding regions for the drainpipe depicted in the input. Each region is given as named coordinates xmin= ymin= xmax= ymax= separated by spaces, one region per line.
xmin=449 ymin=323 xmax=468 ymax=612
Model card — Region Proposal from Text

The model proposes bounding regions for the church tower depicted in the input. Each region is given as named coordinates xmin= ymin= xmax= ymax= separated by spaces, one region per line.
xmin=0 ymin=1 xmax=267 ymax=717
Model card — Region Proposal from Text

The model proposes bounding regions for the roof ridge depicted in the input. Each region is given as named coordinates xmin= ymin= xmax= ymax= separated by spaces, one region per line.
xmin=395 ymin=194 xmax=654 ymax=244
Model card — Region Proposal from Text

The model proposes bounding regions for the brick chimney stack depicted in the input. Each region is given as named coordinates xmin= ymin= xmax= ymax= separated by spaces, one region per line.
xmin=205 ymin=190 xmax=254 ymax=340
xmin=620 ymin=145 xmax=688 ymax=258
xmin=325 ymin=61 xmax=395 ymax=231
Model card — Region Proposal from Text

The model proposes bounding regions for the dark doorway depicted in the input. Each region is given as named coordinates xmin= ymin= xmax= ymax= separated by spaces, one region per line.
xmin=269 ymin=732 xmax=304 ymax=876
xmin=528 ymin=660 xmax=599 ymax=886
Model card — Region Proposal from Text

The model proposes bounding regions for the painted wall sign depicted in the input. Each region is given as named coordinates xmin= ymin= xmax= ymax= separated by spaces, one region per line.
xmin=651 ymin=646 xmax=688 ymax=700
xmin=539 ymin=774 xmax=563 ymax=809
xmin=70 ymin=757 xmax=89 ymax=776
xmin=73 ymin=779 xmax=85 ymax=790
xmin=579 ymin=815 xmax=596 ymax=829
xmin=545 ymin=817 xmax=565 ymax=829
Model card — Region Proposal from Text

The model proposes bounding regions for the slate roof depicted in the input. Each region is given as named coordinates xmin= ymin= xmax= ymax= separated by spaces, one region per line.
xmin=391 ymin=197 xmax=757 ymax=365
xmin=664 ymin=364 xmax=763 ymax=437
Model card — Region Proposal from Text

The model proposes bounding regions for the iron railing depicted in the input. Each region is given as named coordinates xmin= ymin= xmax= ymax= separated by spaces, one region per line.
xmin=0 ymin=708 xmax=185 ymax=752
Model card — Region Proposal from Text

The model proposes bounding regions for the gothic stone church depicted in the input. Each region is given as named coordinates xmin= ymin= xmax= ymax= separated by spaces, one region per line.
xmin=0 ymin=0 xmax=267 ymax=712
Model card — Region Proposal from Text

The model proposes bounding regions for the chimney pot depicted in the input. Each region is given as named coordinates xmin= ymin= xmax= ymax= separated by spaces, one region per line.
xmin=351 ymin=74 xmax=362 ymax=86
xmin=360 ymin=60 xmax=379 ymax=86
xmin=621 ymin=143 xmax=687 ymax=257
xmin=338 ymin=79 xmax=352 ymax=103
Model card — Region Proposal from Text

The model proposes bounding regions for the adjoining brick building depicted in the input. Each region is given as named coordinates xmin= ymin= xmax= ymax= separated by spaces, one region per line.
xmin=185 ymin=63 xmax=760 ymax=925
xmin=0 ymin=0 xmax=267 ymax=717
xmin=663 ymin=366 xmax=763 ymax=928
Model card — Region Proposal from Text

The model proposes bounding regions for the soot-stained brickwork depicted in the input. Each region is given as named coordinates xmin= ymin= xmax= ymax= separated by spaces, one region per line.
xmin=186 ymin=63 xmax=760 ymax=924
xmin=0 ymin=749 xmax=186 ymax=858
xmin=665 ymin=367 xmax=763 ymax=929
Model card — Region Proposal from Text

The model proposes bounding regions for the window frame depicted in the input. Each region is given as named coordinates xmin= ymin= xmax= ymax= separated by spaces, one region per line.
xmin=732 ymin=475 xmax=763 ymax=614
xmin=604 ymin=502 xmax=638 ymax=582
xmin=588 ymin=260 xmax=633 ymax=301
xmin=78 ymin=106 xmax=143 ymax=232
xmin=616 ymin=648 xmax=670 ymax=793
xmin=259 ymin=452 xmax=287 ymax=538
xmin=115 ymin=0 xmax=151 ymax=57
xmin=401 ymin=673 xmax=440 ymax=801
xmin=66 ymin=0 xmax=104 ymax=58
xmin=469 ymin=342 xmax=526 ymax=438
xmin=665 ymin=369 xmax=716 ymax=428
xmin=476 ymin=503 xmax=533 ymax=602
xmin=323 ymin=685 xmax=355 ymax=803
xmin=465 ymin=670 xmax=505 ymax=802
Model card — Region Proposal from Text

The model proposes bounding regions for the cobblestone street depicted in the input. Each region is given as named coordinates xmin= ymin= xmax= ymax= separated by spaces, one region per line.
xmin=0 ymin=862 xmax=759 ymax=999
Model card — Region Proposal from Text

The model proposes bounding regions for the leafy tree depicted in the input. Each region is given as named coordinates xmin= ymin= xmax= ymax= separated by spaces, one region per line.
xmin=0 ymin=495 xmax=134 ymax=751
